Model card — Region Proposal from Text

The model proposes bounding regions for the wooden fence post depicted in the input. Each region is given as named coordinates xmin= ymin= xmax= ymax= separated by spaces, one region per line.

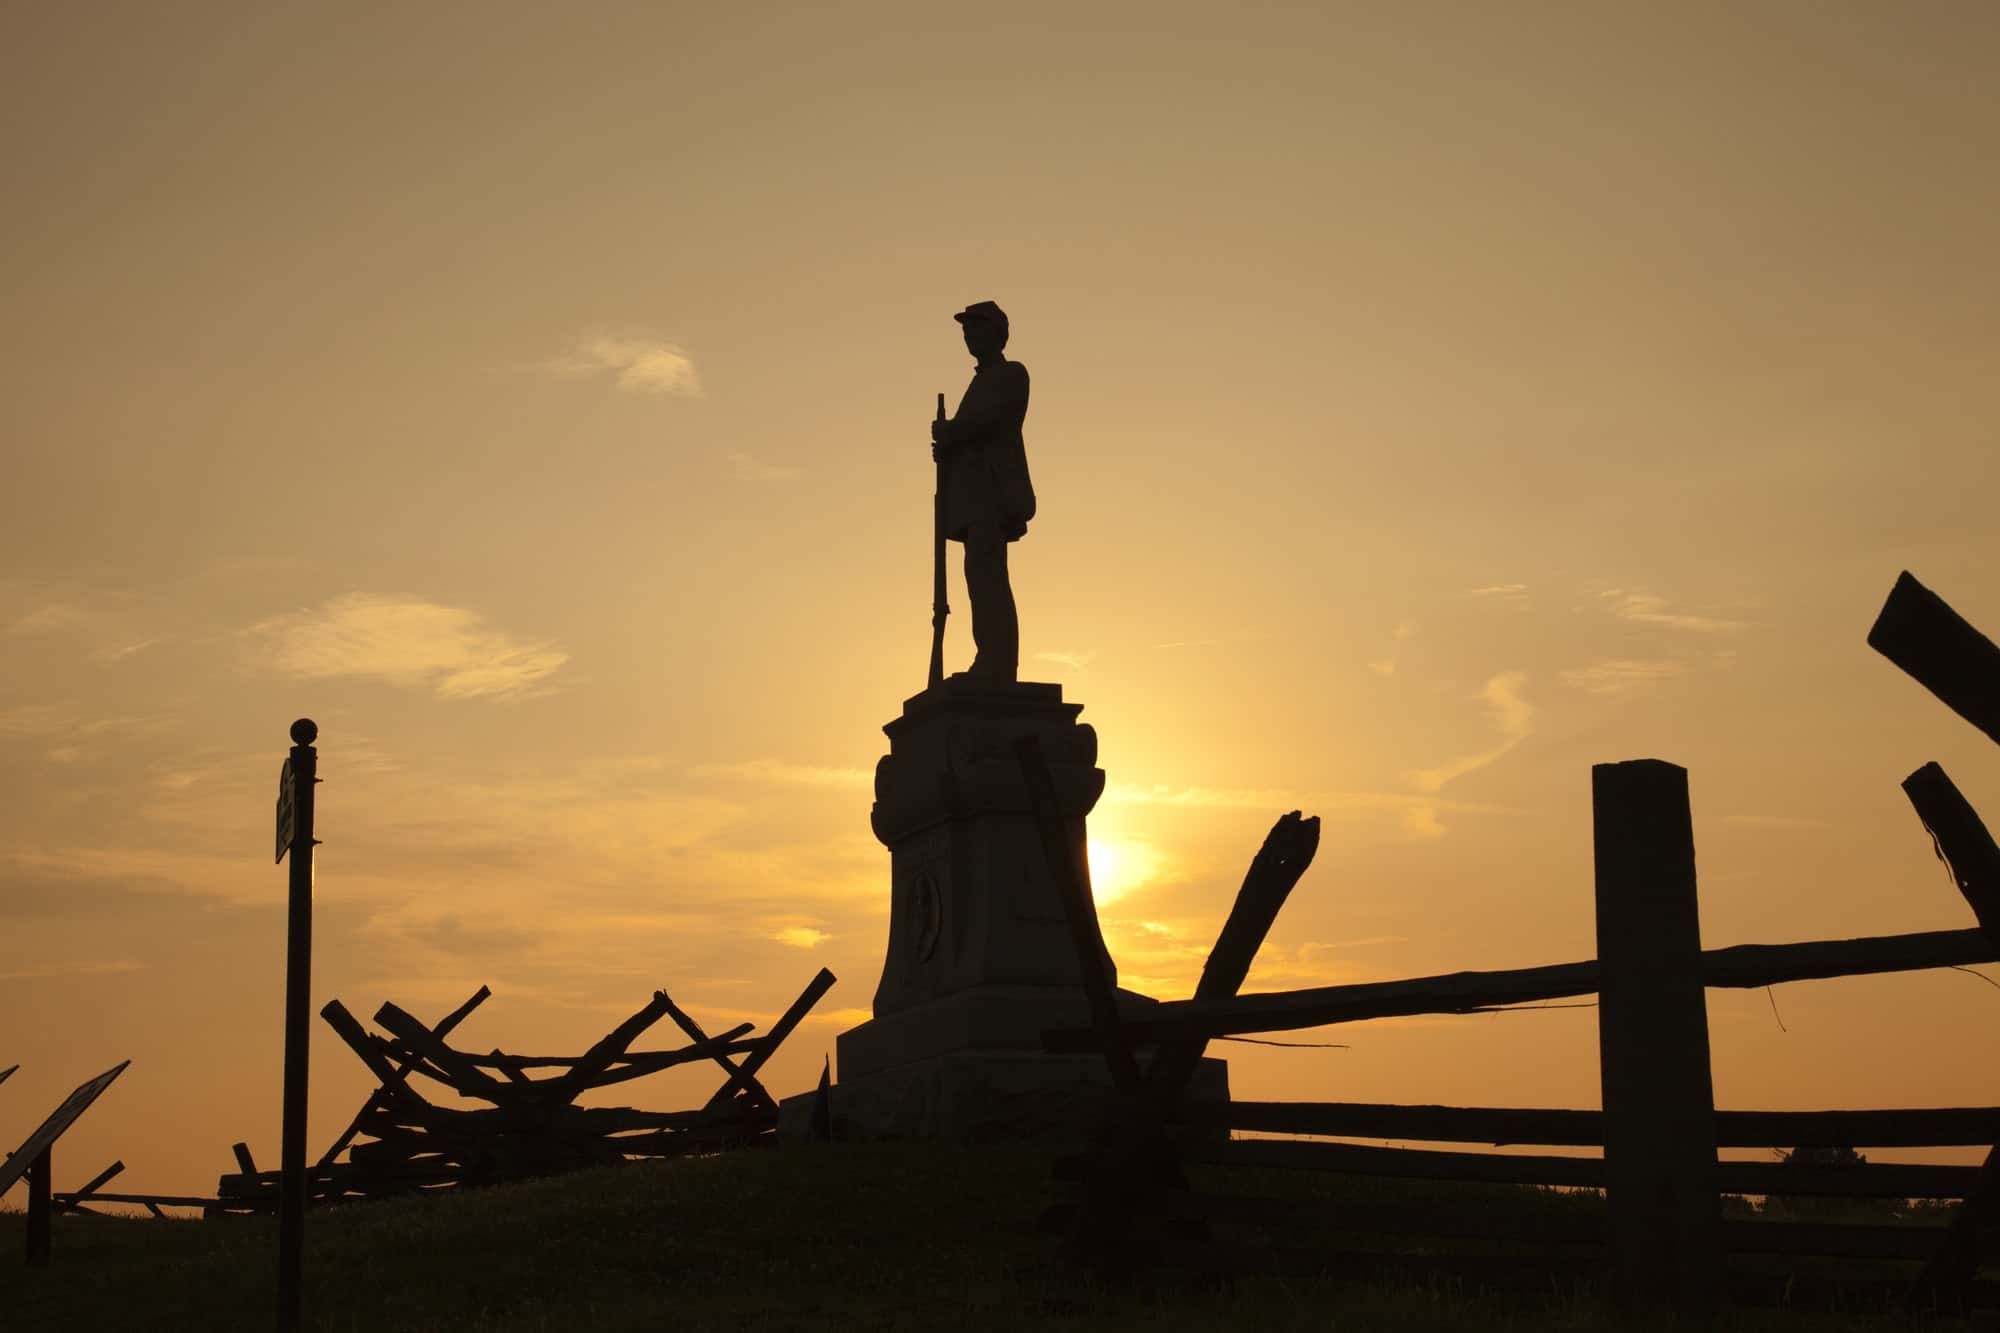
xmin=1594 ymin=759 xmax=1721 ymax=1312
xmin=24 ymin=1146 xmax=51 ymax=1267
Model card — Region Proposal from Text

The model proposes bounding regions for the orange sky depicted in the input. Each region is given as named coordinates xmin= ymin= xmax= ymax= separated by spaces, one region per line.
xmin=4 ymin=2 xmax=2000 ymax=1201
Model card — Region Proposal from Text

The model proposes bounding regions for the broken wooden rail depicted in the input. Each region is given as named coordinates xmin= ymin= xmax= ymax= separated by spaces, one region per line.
xmin=1030 ymin=570 xmax=2000 ymax=1317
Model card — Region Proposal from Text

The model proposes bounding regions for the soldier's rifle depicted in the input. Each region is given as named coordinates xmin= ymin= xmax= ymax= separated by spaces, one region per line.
xmin=928 ymin=391 xmax=949 ymax=688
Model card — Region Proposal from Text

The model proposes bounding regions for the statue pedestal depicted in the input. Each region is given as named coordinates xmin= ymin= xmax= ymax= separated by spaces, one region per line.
xmin=783 ymin=677 xmax=1226 ymax=1143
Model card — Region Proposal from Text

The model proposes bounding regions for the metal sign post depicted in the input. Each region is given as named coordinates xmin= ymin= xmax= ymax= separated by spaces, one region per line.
xmin=275 ymin=718 xmax=317 ymax=1332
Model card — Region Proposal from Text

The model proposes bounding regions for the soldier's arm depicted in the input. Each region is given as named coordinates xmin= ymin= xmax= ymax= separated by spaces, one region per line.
xmin=940 ymin=363 xmax=1028 ymax=443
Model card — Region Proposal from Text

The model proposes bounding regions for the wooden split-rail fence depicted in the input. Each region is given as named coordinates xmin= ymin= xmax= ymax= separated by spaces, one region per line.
xmin=1024 ymin=570 xmax=2000 ymax=1315
xmin=210 ymin=969 xmax=834 ymax=1215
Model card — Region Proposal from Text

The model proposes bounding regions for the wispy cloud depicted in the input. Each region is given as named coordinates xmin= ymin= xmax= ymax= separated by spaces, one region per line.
xmin=1719 ymin=813 xmax=1832 ymax=830
xmin=397 ymin=913 xmax=538 ymax=958
xmin=1400 ymin=804 xmax=1447 ymax=839
xmin=538 ymin=329 xmax=702 ymax=397
xmin=694 ymin=759 xmax=873 ymax=789
xmin=723 ymin=449 xmax=800 ymax=482
xmin=10 ymin=602 xmax=95 ymax=634
xmin=770 ymin=926 xmax=829 ymax=949
xmin=1034 ymin=649 xmax=1095 ymax=671
xmin=1098 ymin=916 xmax=1213 ymax=997
xmin=1149 ymin=630 xmax=1273 ymax=652
xmin=1102 ymin=782 xmax=1517 ymax=818
xmin=1101 ymin=781 xmax=1521 ymax=846
xmin=1466 ymin=584 xmax=1532 ymax=611
xmin=1406 ymin=671 xmax=1534 ymax=794
xmin=1598 ymin=589 xmax=1744 ymax=634
xmin=0 ymin=958 xmax=144 ymax=983
xmin=1238 ymin=936 xmax=1409 ymax=993
xmin=1103 ymin=783 xmax=1322 ymax=811
xmin=1101 ymin=917 xmax=1387 ymax=998
xmin=1369 ymin=620 xmax=1419 ymax=676
xmin=6 ymin=591 xmax=169 ymax=664
xmin=0 ymin=704 xmax=74 ymax=737
xmin=1558 ymin=658 xmax=1687 ymax=696
xmin=248 ymin=593 xmax=567 ymax=701
xmin=1243 ymin=941 xmax=1371 ymax=993
xmin=93 ymin=638 xmax=162 ymax=664
xmin=0 ymin=704 xmax=179 ymax=763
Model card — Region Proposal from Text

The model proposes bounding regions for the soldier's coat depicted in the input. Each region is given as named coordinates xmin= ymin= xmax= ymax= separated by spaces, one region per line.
xmin=939 ymin=358 xmax=1035 ymax=543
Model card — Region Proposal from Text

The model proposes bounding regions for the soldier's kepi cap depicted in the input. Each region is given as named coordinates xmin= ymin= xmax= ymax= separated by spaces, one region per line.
xmin=953 ymin=300 xmax=1007 ymax=328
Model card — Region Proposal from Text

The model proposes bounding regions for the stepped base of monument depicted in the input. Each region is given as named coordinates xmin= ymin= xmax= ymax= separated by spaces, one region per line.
xmin=837 ymin=983 xmax=1182 ymax=1080
xmin=777 ymin=984 xmax=1228 ymax=1144
xmin=776 ymin=1048 xmax=1228 ymax=1145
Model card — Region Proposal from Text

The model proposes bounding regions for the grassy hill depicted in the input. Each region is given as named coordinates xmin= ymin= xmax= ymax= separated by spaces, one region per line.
xmin=0 ymin=1143 xmax=1980 ymax=1332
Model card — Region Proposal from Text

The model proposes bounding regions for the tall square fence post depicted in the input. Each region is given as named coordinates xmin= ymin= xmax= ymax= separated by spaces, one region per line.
xmin=1593 ymin=759 xmax=1721 ymax=1312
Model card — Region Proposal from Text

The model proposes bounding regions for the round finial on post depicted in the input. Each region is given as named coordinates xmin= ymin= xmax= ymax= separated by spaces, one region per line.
xmin=289 ymin=718 xmax=318 ymax=746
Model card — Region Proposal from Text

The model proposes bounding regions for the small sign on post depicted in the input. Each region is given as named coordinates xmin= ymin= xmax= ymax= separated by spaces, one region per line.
xmin=277 ymin=718 xmax=318 ymax=1333
xmin=276 ymin=758 xmax=296 ymax=864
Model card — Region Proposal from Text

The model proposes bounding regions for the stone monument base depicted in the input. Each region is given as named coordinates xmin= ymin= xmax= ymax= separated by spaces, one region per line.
xmin=776 ymin=1049 xmax=1230 ymax=1146
xmin=777 ymin=983 xmax=1229 ymax=1144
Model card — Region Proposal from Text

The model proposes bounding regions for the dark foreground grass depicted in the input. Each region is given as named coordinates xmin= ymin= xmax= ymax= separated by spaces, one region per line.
xmin=0 ymin=1143 xmax=1976 ymax=1332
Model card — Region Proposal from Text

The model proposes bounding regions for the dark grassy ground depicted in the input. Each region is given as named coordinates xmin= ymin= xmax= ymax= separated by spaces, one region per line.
xmin=0 ymin=1143 xmax=1979 ymax=1331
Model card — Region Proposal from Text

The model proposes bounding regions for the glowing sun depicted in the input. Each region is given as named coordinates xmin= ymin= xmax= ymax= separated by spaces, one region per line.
xmin=1085 ymin=834 xmax=1164 ymax=908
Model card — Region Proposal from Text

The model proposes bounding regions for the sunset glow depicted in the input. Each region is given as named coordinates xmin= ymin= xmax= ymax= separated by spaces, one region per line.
xmin=1085 ymin=833 xmax=1166 ymax=909
xmin=3 ymin=3 xmax=1998 ymax=1204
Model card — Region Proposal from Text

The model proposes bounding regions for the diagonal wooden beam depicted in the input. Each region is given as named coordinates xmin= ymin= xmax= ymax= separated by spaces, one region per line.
xmin=54 ymin=1159 xmax=124 ymax=1214
xmin=552 ymin=991 xmax=676 ymax=1099
xmin=571 ymin=1027 xmax=758 ymax=1092
xmin=658 ymin=991 xmax=777 ymax=1113
xmin=1902 ymin=763 xmax=2000 ymax=938
xmin=0 ymin=1064 xmax=16 ymax=1087
xmin=1869 ymin=571 xmax=2000 ymax=748
xmin=700 ymin=969 xmax=836 ymax=1113
xmin=318 ymin=1000 xmax=444 ymax=1126
xmin=1147 ymin=810 xmax=1319 ymax=1101
xmin=75 ymin=1159 xmax=124 ymax=1196
xmin=317 ymin=987 xmax=489 ymax=1169
xmin=373 ymin=1002 xmax=515 ymax=1104
xmin=491 ymin=1049 xmax=533 ymax=1087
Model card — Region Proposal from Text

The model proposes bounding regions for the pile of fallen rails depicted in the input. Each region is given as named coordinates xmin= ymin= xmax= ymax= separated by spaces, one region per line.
xmin=212 ymin=968 xmax=833 ymax=1214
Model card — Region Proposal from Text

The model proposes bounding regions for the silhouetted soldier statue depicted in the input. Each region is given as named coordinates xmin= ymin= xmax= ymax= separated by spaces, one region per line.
xmin=931 ymin=300 xmax=1034 ymax=684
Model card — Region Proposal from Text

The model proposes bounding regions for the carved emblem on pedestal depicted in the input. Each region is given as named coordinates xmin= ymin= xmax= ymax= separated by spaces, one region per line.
xmin=909 ymin=871 xmax=942 ymax=962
